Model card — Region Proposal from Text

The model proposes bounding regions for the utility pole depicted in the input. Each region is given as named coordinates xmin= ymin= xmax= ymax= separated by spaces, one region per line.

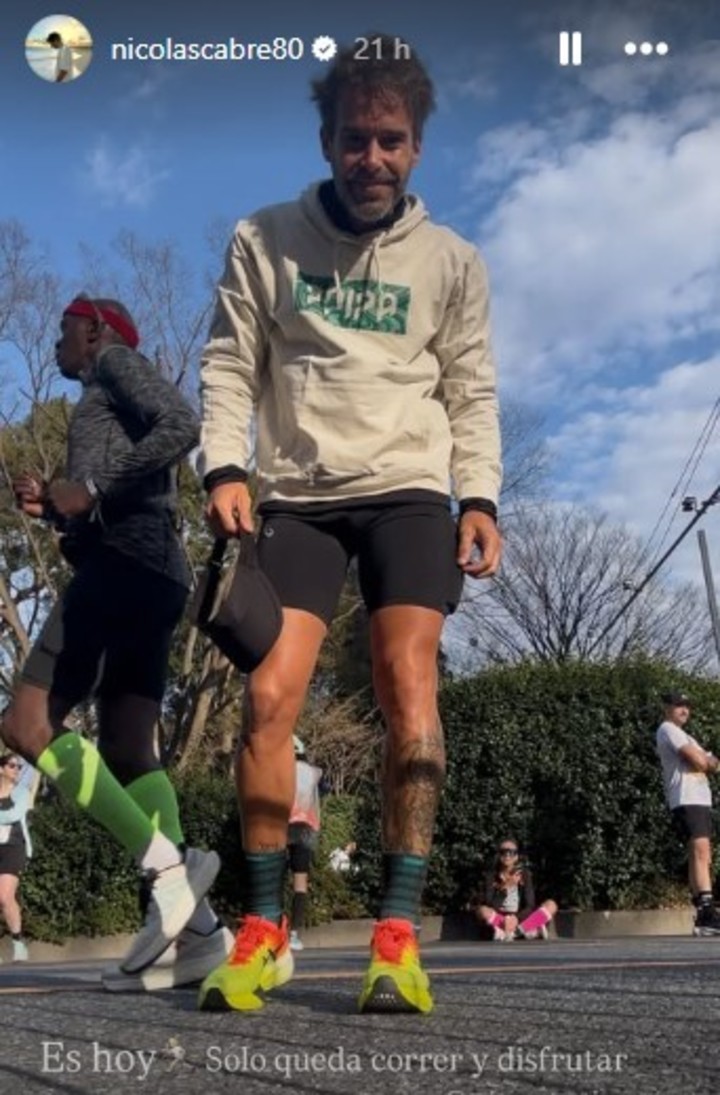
xmin=587 ymin=484 xmax=720 ymax=657
xmin=696 ymin=528 xmax=720 ymax=669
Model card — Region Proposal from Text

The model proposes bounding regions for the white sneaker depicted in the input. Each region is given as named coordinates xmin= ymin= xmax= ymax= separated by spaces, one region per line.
xmin=120 ymin=848 xmax=220 ymax=974
xmin=289 ymin=930 xmax=304 ymax=952
xmin=12 ymin=940 xmax=28 ymax=962
xmin=492 ymin=927 xmax=507 ymax=942
xmin=103 ymin=923 xmax=233 ymax=992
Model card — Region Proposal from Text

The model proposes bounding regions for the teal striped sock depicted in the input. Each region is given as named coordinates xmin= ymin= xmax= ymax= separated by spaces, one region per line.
xmin=243 ymin=851 xmax=287 ymax=923
xmin=380 ymin=853 xmax=428 ymax=924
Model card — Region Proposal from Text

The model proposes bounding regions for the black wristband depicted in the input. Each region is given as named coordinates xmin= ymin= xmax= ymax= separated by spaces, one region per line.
xmin=459 ymin=497 xmax=498 ymax=523
xmin=203 ymin=465 xmax=249 ymax=493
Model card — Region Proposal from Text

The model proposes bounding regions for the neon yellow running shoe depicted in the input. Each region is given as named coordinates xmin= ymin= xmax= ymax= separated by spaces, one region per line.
xmin=358 ymin=918 xmax=433 ymax=1014
xmin=198 ymin=914 xmax=294 ymax=1011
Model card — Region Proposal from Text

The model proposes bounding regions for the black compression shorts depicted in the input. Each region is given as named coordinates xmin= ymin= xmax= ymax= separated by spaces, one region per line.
xmin=256 ymin=497 xmax=465 ymax=625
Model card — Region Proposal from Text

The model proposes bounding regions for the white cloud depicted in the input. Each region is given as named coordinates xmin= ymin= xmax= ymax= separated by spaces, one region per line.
xmin=468 ymin=34 xmax=720 ymax=592
xmin=481 ymin=108 xmax=720 ymax=392
xmin=470 ymin=42 xmax=720 ymax=399
xmin=82 ymin=140 xmax=170 ymax=208
xmin=547 ymin=356 xmax=720 ymax=583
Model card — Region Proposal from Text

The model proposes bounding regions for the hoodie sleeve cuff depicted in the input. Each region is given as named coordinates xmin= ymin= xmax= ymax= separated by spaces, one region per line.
xmin=459 ymin=497 xmax=498 ymax=523
xmin=203 ymin=465 xmax=249 ymax=493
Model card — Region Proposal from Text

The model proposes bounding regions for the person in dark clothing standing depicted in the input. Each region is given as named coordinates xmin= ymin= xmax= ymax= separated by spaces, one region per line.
xmin=2 ymin=296 xmax=225 ymax=986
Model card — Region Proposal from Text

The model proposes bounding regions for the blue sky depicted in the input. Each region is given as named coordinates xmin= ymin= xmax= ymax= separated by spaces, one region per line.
xmin=2 ymin=0 xmax=719 ymax=588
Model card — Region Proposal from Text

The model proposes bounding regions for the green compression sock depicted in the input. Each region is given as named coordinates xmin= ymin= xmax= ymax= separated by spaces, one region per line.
xmin=380 ymin=853 xmax=429 ymax=924
xmin=243 ymin=852 xmax=287 ymax=923
xmin=125 ymin=769 xmax=218 ymax=934
xmin=124 ymin=769 xmax=184 ymax=846
xmin=37 ymin=732 xmax=174 ymax=862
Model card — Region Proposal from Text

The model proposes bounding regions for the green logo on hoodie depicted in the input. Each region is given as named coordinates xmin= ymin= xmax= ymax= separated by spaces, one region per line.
xmin=295 ymin=273 xmax=410 ymax=333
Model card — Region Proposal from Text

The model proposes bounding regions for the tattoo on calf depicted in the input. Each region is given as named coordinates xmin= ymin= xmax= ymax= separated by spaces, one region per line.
xmin=385 ymin=729 xmax=446 ymax=853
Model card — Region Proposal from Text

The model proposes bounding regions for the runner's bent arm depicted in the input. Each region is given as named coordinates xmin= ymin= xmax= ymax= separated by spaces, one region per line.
xmin=90 ymin=346 xmax=200 ymax=498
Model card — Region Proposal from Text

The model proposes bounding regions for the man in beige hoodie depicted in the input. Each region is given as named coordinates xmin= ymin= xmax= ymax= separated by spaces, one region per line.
xmin=198 ymin=33 xmax=502 ymax=1015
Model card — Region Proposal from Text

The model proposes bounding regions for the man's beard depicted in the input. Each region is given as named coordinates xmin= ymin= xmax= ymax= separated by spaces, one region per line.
xmin=344 ymin=178 xmax=399 ymax=224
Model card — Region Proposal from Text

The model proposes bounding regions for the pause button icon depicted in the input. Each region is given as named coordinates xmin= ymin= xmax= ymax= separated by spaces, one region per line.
xmin=559 ymin=31 xmax=583 ymax=66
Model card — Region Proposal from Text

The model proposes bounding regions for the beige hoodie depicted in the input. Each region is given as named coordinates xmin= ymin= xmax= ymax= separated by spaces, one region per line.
xmin=199 ymin=183 xmax=501 ymax=506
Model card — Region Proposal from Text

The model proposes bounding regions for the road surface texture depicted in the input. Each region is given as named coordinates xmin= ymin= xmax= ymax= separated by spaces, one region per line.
xmin=1 ymin=936 xmax=718 ymax=1094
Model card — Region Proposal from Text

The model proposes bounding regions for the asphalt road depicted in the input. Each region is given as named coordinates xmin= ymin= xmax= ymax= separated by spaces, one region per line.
xmin=1 ymin=936 xmax=719 ymax=1095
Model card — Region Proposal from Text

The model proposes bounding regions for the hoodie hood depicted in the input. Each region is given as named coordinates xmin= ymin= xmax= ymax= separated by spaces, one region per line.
xmin=300 ymin=181 xmax=428 ymax=246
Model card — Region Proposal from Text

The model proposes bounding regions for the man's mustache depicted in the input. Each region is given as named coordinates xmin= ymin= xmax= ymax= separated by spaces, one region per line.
xmin=347 ymin=172 xmax=397 ymax=184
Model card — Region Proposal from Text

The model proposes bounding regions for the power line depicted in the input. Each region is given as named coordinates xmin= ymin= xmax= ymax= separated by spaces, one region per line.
xmin=587 ymin=483 xmax=720 ymax=657
xmin=643 ymin=397 xmax=720 ymax=568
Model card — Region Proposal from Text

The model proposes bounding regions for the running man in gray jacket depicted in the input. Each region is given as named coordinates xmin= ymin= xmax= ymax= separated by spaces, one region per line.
xmin=2 ymin=296 xmax=227 ymax=986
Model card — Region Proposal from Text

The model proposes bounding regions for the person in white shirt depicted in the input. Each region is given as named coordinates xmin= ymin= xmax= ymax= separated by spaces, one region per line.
xmin=329 ymin=842 xmax=357 ymax=873
xmin=46 ymin=32 xmax=73 ymax=82
xmin=656 ymin=690 xmax=720 ymax=936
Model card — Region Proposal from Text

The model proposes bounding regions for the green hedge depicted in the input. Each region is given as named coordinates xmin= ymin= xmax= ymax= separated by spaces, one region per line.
xmin=15 ymin=777 xmax=365 ymax=942
xmin=351 ymin=659 xmax=720 ymax=914
xmin=12 ymin=659 xmax=720 ymax=940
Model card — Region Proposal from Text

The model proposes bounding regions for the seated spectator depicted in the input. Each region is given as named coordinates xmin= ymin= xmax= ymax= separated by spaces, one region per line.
xmin=471 ymin=838 xmax=557 ymax=941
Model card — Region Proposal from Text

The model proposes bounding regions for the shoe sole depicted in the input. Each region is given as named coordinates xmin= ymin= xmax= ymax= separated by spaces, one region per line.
xmin=358 ymin=973 xmax=433 ymax=1015
xmin=198 ymin=949 xmax=294 ymax=1012
xmin=103 ymin=928 xmax=234 ymax=993
xmin=693 ymin=926 xmax=720 ymax=937
xmin=120 ymin=851 xmax=221 ymax=975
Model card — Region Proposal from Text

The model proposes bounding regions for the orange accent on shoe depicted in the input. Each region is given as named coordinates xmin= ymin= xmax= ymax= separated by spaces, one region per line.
xmin=370 ymin=918 xmax=418 ymax=963
xmin=228 ymin=915 xmax=286 ymax=965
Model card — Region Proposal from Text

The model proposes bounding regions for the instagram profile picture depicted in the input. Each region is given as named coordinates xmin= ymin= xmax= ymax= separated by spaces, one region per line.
xmin=25 ymin=15 xmax=93 ymax=83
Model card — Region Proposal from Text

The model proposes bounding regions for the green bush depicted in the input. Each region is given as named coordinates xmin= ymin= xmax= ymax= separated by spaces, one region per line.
xmin=20 ymin=794 xmax=139 ymax=942
xmin=13 ymin=776 xmax=367 ymax=942
xmin=353 ymin=659 xmax=720 ymax=913
xmin=11 ymin=660 xmax=720 ymax=941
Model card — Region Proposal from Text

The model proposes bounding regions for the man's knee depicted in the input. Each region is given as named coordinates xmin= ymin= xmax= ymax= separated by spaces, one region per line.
xmin=244 ymin=671 xmax=305 ymax=732
xmin=690 ymin=837 xmax=711 ymax=863
xmin=1 ymin=691 xmax=50 ymax=760
xmin=373 ymin=647 xmax=438 ymax=715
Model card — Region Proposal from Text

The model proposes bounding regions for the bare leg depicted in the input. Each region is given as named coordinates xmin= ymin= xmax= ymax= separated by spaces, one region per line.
xmin=238 ymin=609 xmax=326 ymax=852
xmin=0 ymin=875 xmax=22 ymax=935
xmin=370 ymin=606 xmax=445 ymax=855
xmin=1 ymin=682 xmax=73 ymax=761
xmin=688 ymin=836 xmax=712 ymax=896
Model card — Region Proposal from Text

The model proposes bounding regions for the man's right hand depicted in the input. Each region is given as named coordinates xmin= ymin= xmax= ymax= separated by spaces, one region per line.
xmin=13 ymin=473 xmax=46 ymax=519
xmin=205 ymin=481 xmax=254 ymax=537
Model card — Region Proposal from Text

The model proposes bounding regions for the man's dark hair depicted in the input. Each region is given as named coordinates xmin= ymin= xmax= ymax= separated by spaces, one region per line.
xmin=310 ymin=33 xmax=436 ymax=140
xmin=47 ymin=33 xmax=62 ymax=45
